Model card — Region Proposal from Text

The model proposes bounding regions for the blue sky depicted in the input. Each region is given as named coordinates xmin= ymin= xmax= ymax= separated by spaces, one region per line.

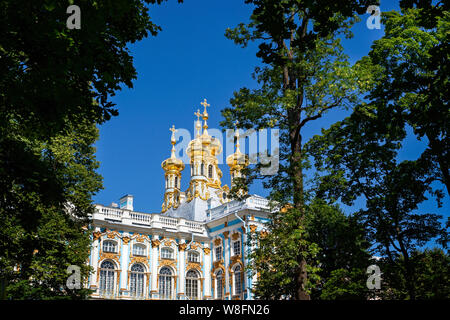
xmin=93 ymin=0 xmax=448 ymax=224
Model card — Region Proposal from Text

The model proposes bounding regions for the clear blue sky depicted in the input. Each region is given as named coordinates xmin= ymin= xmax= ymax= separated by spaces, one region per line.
xmin=93 ymin=0 xmax=448 ymax=225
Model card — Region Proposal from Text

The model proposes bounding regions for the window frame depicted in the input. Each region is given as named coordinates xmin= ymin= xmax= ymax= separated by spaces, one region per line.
xmin=130 ymin=263 xmax=145 ymax=298
xmin=161 ymin=247 xmax=174 ymax=260
xmin=99 ymin=260 xmax=115 ymax=297
xmin=132 ymin=243 xmax=146 ymax=257
xmin=187 ymin=250 xmax=200 ymax=263
xmin=102 ymin=240 xmax=118 ymax=253
xmin=158 ymin=266 xmax=173 ymax=300
xmin=185 ymin=269 xmax=200 ymax=300
xmin=214 ymin=245 xmax=223 ymax=261
xmin=233 ymin=264 xmax=243 ymax=296
xmin=232 ymin=239 xmax=241 ymax=257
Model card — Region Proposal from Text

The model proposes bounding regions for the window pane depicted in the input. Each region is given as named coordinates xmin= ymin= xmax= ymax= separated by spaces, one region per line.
xmin=216 ymin=271 xmax=223 ymax=299
xmin=133 ymin=244 xmax=146 ymax=256
xmin=233 ymin=240 xmax=241 ymax=256
xmin=161 ymin=248 xmax=173 ymax=259
xmin=103 ymin=241 xmax=117 ymax=253
xmin=234 ymin=266 xmax=242 ymax=295
xmin=99 ymin=261 xmax=115 ymax=297
xmin=159 ymin=267 xmax=172 ymax=299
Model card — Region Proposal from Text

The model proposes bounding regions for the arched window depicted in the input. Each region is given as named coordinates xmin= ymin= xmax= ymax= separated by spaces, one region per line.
xmin=161 ymin=247 xmax=173 ymax=259
xmin=130 ymin=264 xmax=145 ymax=298
xmin=233 ymin=265 xmax=242 ymax=296
xmin=208 ymin=164 xmax=213 ymax=178
xmin=232 ymin=239 xmax=241 ymax=257
xmin=159 ymin=267 xmax=173 ymax=299
xmin=175 ymin=176 xmax=178 ymax=188
xmin=99 ymin=260 xmax=115 ymax=297
xmin=186 ymin=270 xmax=199 ymax=300
xmin=102 ymin=240 xmax=117 ymax=253
xmin=132 ymin=244 xmax=146 ymax=256
xmin=201 ymin=163 xmax=204 ymax=176
xmin=215 ymin=270 xmax=224 ymax=299
xmin=187 ymin=251 xmax=199 ymax=263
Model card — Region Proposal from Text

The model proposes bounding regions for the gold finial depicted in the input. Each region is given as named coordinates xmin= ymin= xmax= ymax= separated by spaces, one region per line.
xmin=200 ymin=98 xmax=210 ymax=116
xmin=169 ymin=125 xmax=177 ymax=145
xmin=200 ymin=99 xmax=210 ymax=134
xmin=194 ymin=109 xmax=202 ymax=137
xmin=194 ymin=109 xmax=202 ymax=121
xmin=169 ymin=125 xmax=177 ymax=158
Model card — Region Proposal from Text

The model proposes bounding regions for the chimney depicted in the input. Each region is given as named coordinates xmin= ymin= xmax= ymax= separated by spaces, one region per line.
xmin=119 ymin=194 xmax=134 ymax=211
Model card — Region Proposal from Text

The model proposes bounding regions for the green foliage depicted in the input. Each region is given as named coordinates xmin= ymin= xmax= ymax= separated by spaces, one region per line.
xmin=247 ymin=205 xmax=321 ymax=299
xmin=306 ymin=2 xmax=449 ymax=299
xmin=222 ymin=0 xmax=375 ymax=299
xmin=0 ymin=0 xmax=181 ymax=136
xmin=0 ymin=0 xmax=181 ymax=299
xmin=0 ymin=120 xmax=101 ymax=299
xmin=379 ymin=248 xmax=450 ymax=300
xmin=307 ymin=101 xmax=448 ymax=299
xmin=365 ymin=3 xmax=449 ymax=195
xmin=305 ymin=200 xmax=373 ymax=300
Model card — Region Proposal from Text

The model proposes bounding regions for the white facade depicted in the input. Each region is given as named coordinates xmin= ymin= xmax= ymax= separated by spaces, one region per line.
xmin=88 ymin=195 xmax=270 ymax=300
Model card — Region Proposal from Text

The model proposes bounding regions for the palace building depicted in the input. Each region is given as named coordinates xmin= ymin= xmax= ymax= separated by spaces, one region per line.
xmin=87 ymin=99 xmax=271 ymax=300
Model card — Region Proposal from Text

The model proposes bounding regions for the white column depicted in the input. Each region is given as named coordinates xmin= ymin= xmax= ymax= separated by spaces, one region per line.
xmin=90 ymin=230 xmax=100 ymax=289
xmin=243 ymin=226 xmax=251 ymax=299
xmin=150 ymin=235 xmax=160 ymax=296
xmin=120 ymin=235 xmax=130 ymax=296
xmin=223 ymin=232 xmax=230 ymax=299
xmin=203 ymin=243 xmax=212 ymax=299
xmin=178 ymin=239 xmax=186 ymax=299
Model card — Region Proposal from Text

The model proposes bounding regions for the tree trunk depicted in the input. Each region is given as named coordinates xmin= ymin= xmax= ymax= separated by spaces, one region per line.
xmin=288 ymin=104 xmax=310 ymax=300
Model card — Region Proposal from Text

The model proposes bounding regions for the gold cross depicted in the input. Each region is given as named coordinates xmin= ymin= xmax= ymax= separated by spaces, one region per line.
xmin=200 ymin=98 xmax=210 ymax=112
xmin=194 ymin=109 xmax=201 ymax=121
xmin=169 ymin=125 xmax=177 ymax=134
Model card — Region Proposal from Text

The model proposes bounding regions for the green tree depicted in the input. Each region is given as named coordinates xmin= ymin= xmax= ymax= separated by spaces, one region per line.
xmin=306 ymin=1 xmax=449 ymax=299
xmin=1 ymin=119 xmax=102 ymax=299
xmin=307 ymin=104 xmax=449 ymax=300
xmin=0 ymin=0 xmax=181 ymax=298
xmin=222 ymin=0 xmax=373 ymax=299
xmin=0 ymin=0 xmax=181 ymax=135
xmin=364 ymin=1 xmax=449 ymax=195
xmin=305 ymin=200 xmax=373 ymax=300
xmin=379 ymin=248 xmax=450 ymax=299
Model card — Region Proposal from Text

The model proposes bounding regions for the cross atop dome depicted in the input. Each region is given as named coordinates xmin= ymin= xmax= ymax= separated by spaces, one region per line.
xmin=170 ymin=125 xmax=177 ymax=143
xmin=200 ymin=98 xmax=210 ymax=114
xmin=200 ymin=98 xmax=210 ymax=134
xmin=194 ymin=109 xmax=202 ymax=137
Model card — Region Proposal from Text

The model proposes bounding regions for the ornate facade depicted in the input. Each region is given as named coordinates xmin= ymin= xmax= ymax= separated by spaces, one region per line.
xmin=88 ymin=99 xmax=270 ymax=300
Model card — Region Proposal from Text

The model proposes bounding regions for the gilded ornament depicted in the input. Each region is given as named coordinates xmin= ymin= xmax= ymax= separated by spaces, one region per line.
xmin=151 ymin=239 xmax=161 ymax=248
xmin=93 ymin=231 xmax=102 ymax=241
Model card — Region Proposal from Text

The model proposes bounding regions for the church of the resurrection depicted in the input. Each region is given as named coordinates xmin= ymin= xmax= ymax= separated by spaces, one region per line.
xmin=88 ymin=99 xmax=271 ymax=300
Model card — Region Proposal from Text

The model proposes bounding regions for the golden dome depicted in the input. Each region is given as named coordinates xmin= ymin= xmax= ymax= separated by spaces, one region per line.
xmin=226 ymin=122 xmax=249 ymax=169
xmin=162 ymin=125 xmax=185 ymax=172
